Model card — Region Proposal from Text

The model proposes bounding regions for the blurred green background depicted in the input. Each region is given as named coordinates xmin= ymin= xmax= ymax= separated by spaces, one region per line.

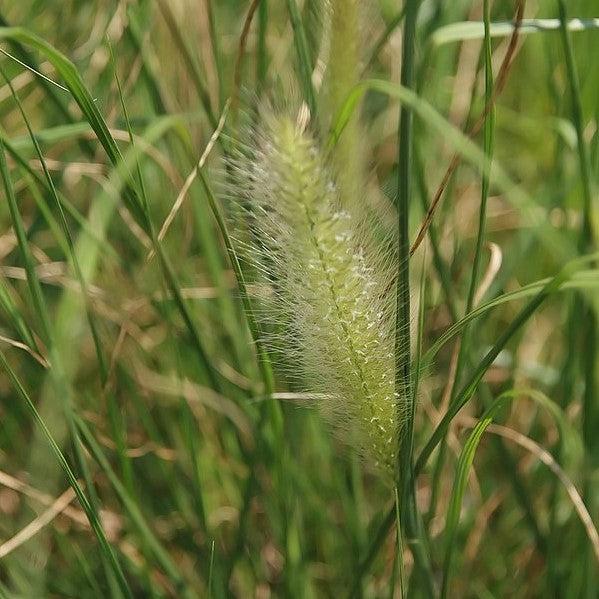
xmin=0 ymin=1 xmax=598 ymax=597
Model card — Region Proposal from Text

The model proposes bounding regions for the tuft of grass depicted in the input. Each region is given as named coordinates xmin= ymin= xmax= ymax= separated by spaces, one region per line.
xmin=1 ymin=2 xmax=599 ymax=597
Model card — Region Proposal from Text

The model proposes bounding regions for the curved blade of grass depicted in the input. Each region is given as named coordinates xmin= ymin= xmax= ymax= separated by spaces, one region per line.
xmin=0 ymin=136 xmax=59 ymax=354
xmin=1 ymin=66 xmax=108 ymax=381
xmin=440 ymin=394 xmax=511 ymax=599
xmin=422 ymin=266 xmax=599 ymax=368
xmin=441 ymin=386 xmax=588 ymax=598
xmin=0 ymin=26 xmax=147 ymax=227
xmin=9 ymin=122 xmax=91 ymax=149
xmin=1 ymin=94 xmax=205 ymax=595
xmin=432 ymin=18 xmax=599 ymax=47
xmin=3 ymin=112 xmax=206 ymax=262
xmin=0 ymin=11 xmax=95 ymax=157
xmin=7 ymin=112 xmax=207 ymax=155
xmin=3 ymin=77 xmax=128 ymax=588
xmin=353 ymin=254 xmax=598 ymax=586
xmin=414 ymin=254 xmax=597 ymax=477
xmin=1 ymin=135 xmax=129 ymax=597
xmin=0 ymin=131 xmax=118 ymax=260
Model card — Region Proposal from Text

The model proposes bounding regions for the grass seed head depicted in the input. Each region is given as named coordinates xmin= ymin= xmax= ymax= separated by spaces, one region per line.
xmin=230 ymin=110 xmax=406 ymax=478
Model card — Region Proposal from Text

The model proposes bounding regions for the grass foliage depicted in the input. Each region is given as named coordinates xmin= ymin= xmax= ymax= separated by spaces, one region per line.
xmin=0 ymin=1 xmax=598 ymax=597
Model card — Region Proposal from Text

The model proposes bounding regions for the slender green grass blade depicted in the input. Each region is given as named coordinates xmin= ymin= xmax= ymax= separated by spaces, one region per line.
xmin=440 ymin=395 xmax=511 ymax=599
xmin=0 ymin=66 xmax=109 ymax=381
xmin=74 ymin=415 xmax=191 ymax=597
xmin=0 ymin=349 xmax=131 ymax=597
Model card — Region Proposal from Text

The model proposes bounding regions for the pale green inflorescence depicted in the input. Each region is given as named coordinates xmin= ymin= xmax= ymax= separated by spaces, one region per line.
xmin=235 ymin=113 xmax=403 ymax=476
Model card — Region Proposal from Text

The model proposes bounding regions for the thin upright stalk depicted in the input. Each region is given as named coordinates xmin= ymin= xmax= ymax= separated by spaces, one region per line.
xmin=558 ymin=1 xmax=594 ymax=252
xmin=427 ymin=0 xmax=496 ymax=522
xmin=285 ymin=0 xmax=317 ymax=117
xmin=558 ymin=2 xmax=597 ymax=595
xmin=395 ymin=0 xmax=435 ymax=594
xmin=396 ymin=0 xmax=417 ymax=492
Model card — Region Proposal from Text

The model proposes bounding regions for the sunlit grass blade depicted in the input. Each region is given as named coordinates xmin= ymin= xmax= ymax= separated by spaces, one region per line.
xmin=432 ymin=18 xmax=599 ymax=46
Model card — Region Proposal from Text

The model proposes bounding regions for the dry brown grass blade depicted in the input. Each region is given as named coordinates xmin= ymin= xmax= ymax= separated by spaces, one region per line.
xmin=232 ymin=0 xmax=263 ymax=113
xmin=410 ymin=0 xmax=526 ymax=257
xmin=132 ymin=358 xmax=254 ymax=446
xmin=0 ymin=333 xmax=48 ymax=367
xmin=0 ymin=487 xmax=76 ymax=558
xmin=474 ymin=242 xmax=503 ymax=305
xmin=148 ymin=99 xmax=230 ymax=261
xmin=0 ymin=470 xmax=88 ymax=528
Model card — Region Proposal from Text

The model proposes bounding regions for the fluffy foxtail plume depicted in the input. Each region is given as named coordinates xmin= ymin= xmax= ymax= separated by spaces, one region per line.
xmin=231 ymin=111 xmax=405 ymax=477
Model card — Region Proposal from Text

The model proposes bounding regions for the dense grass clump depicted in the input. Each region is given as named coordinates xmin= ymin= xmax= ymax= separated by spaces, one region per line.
xmin=0 ymin=1 xmax=598 ymax=598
